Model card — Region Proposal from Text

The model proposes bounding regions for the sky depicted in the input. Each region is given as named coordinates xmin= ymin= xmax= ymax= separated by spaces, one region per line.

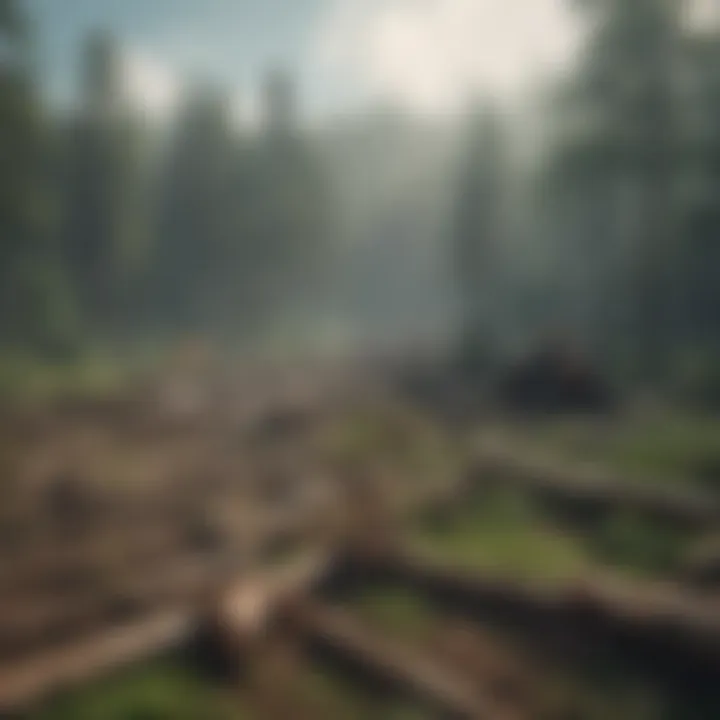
xmin=26 ymin=0 xmax=584 ymax=120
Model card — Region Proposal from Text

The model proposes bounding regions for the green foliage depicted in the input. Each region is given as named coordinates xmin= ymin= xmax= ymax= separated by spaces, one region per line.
xmin=2 ymin=252 xmax=81 ymax=359
xmin=416 ymin=481 xmax=697 ymax=581
xmin=151 ymin=87 xmax=239 ymax=331
xmin=59 ymin=31 xmax=148 ymax=333
xmin=150 ymin=76 xmax=330 ymax=342
xmin=672 ymin=350 xmax=720 ymax=412
xmin=530 ymin=415 xmax=720 ymax=490
xmin=453 ymin=104 xmax=506 ymax=352
xmin=297 ymin=662 xmax=435 ymax=720
xmin=30 ymin=659 xmax=246 ymax=720
xmin=0 ymin=0 xmax=25 ymax=35
xmin=0 ymin=352 xmax=125 ymax=401
xmin=239 ymin=126 xmax=331 ymax=332
xmin=0 ymin=0 xmax=81 ymax=356
xmin=351 ymin=587 xmax=435 ymax=643
xmin=416 ymin=490 xmax=592 ymax=582
xmin=538 ymin=0 xmax=687 ymax=375
xmin=591 ymin=511 xmax=689 ymax=574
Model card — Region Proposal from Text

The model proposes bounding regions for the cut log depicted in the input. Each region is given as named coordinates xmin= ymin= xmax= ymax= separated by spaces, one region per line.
xmin=0 ymin=531 xmax=320 ymax=709
xmin=287 ymin=600 xmax=506 ymax=719
xmin=200 ymin=550 xmax=333 ymax=677
xmin=471 ymin=443 xmax=719 ymax=528
xmin=0 ymin=610 xmax=193 ymax=712
xmin=355 ymin=547 xmax=720 ymax=677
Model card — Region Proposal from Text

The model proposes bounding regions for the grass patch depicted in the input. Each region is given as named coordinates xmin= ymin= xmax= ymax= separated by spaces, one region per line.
xmin=293 ymin=657 xmax=438 ymax=720
xmin=589 ymin=511 xmax=694 ymax=575
xmin=415 ymin=491 xmax=592 ymax=583
xmin=0 ymin=353 xmax=130 ymax=404
xmin=414 ymin=489 xmax=695 ymax=581
xmin=349 ymin=587 xmax=436 ymax=644
xmin=30 ymin=657 xmax=248 ymax=720
xmin=524 ymin=415 xmax=720 ymax=492
xmin=536 ymin=668 xmax=665 ymax=720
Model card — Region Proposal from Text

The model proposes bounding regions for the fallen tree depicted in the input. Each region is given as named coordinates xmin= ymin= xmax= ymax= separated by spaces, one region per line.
xmin=344 ymin=546 xmax=720 ymax=681
xmin=286 ymin=600 xmax=499 ymax=719
xmin=469 ymin=442 xmax=720 ymax=529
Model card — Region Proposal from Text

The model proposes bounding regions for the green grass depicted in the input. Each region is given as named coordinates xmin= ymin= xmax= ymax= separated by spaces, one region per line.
xmin=281 ymin=656 xmax=438 ymax=720
xmin=0 ymin=352 xmax=131 ymax=403
xmin=413 ymin=488 xmax=696 ymax=581
xmin=599 ymin=418 xmax=720 ymax=489
xmin=526 ymin=415 xmax=720 ymax=491
xmin=589 ymin=511 xmax=694 ymax=575
xmin=414 ymin=491 xmax=593 ymax=583
xmin=349 ymin=587 xmax=436 ymax=643
xmin=30 ymin=658 xmax=248 ymax=720
xmin=536 ymin=669 xmax=664 ymax=720
xmin=29 ymin=644 xmax=435 ymax=720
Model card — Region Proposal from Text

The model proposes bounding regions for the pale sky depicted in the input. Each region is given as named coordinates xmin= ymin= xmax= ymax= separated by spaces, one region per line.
xmin=29 ymin=0 xmax=585 ymax=120
xmin=311 ymin=0 xmax=583 ymax=115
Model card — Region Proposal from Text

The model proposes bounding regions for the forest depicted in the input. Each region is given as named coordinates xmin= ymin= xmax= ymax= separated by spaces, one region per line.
xmin=1 ymin=0 xmax=720 ymax=401
xmin=3 ymin=2 xmax=720 ymax=719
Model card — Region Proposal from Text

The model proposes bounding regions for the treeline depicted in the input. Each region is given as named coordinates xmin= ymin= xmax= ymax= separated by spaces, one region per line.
xmin=0 ymin=3 xmax=329 ymax=360
xmin=3 ymin=0 xmax=720 ymax=398
xmin=455 ymin=0 xmax=720 ymax=395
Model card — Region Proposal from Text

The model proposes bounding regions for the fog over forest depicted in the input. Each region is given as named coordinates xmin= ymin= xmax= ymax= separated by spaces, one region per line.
xmin=2 ymin=0 xmax=720 ymax=400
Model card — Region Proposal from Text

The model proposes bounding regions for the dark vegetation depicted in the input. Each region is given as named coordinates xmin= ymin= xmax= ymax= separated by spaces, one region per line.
xmin=497 ymin=343 xmax=617 ymax=415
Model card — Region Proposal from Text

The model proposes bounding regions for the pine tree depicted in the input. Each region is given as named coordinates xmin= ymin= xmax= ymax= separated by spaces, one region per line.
xmin=60 ymin=30 xmax=145 ymax=334
xmin=151 ymin=84 xmax=238 ymax=334
xmin=241 ymin=68 xmax=331 ymax=336
xmin=547 ymin=0 xmax=683 ymax=379
xmin=453 ymin=102 xmax=506 ymax=367
xmin=0 ymin=0 xmax=79 ymax=357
